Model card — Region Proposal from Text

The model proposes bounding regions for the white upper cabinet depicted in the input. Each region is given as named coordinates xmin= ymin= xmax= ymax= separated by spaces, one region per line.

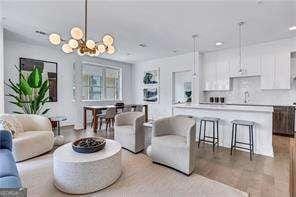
xmin=216 ymin=61 xmax=230 ymax=90
xmin=203 ymin=62 xmax=216 ymax=91
xmin=203 ymin=60 xmax=230 ymax=91
xmin=229 ymin=58 xmax=240 ymax=77
xmin=260 ymin=52 xmax=291 ymax=90
xmin=229 ymin=55 xmax=260 ymax=77
xmin=260 ymin=54 xmax=275 ymax=89
xmin=244 ymin=55 xmax=261 ymax=76
xmin=202 ymin=39 xmax=293 ymax=91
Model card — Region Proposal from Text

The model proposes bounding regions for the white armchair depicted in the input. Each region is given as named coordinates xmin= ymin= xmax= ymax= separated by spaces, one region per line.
xmin=0 ymin=114 xmax=54 ymax=162
xmin=151 ymin=116 xmax=196 ymax=175
xmin=114 ymin=112 xmax=145 ymax=153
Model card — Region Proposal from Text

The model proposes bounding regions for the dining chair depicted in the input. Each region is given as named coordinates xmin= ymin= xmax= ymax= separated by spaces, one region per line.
xmin=122 ymin=105 xmax=132 ymax=113
xmin=98 ymin=107 xmax=117 ymax=132
xmin=134 ymin=105 xmax=143 ymax=112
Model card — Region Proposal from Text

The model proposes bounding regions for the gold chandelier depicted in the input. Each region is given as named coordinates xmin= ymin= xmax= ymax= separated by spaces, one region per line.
xmin=48 ymin=0 xmax=115 ymax=57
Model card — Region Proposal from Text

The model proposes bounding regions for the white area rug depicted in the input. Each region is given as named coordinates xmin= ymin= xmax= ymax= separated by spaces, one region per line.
xmin=17 ymin=150 xmax=248 ymax=197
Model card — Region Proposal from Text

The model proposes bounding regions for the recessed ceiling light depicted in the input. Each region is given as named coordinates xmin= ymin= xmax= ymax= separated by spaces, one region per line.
xmin=215 ymin=42 xmax=223 ymax=46
xmin=257 ymin=0 xmax=263 ymax=4
xmin=289 ymin=26 xmax=296 ymax=31
xmin=138 ymin=43 xmax=147 ymax=48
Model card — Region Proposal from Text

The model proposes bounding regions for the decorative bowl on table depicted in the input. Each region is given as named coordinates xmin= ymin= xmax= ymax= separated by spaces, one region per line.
xmin=72 ymin=137 xmax=106 ymax=153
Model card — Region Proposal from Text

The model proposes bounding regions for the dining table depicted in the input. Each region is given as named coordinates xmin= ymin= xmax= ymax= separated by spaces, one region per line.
xmin=83 ymin=104 xmax=148 ymax=132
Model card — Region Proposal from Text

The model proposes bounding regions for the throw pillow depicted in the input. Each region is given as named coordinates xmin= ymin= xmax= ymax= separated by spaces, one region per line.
xmin=0 ymin=114 xmax=24 ymax=134
xmin=0 ymin=119 xmax=16 ymax=137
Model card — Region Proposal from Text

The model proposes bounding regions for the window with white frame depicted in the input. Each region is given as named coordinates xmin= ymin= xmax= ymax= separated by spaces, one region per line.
xmin=82 ymin=63 xmax=121 ymax=101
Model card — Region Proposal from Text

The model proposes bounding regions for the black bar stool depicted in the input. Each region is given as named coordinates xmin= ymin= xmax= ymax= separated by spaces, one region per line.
xmin=198 ymin=117 xmax=220 ymax=152
xmin=230 ymin=119 xmax=255 ymax=161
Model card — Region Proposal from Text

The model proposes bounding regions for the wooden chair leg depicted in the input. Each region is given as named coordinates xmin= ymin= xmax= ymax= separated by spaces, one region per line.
xmin=99 ymin=118 xmax=102 ymax=130
xmin=106 ymin=119 xmax=109 ymax=132
xmin=198 ymin=120 xmax=202 ymax=148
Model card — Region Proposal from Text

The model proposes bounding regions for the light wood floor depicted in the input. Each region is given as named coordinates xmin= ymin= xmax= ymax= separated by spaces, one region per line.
xmin=59 ymin=126 xmax=290 ymax=197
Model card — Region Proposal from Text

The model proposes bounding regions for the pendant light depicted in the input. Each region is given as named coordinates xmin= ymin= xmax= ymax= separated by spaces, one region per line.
xmin=192 ymin=34 xmax=198 ymax=78
xmin=238 ymin=21 xmax=245 ymax=75
xmin=48 ymin=0 xmax=116 ymax=56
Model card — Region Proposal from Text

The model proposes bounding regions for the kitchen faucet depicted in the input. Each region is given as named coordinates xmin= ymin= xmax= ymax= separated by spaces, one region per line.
xmin=244 ymin=91 xmax=249 ymax=103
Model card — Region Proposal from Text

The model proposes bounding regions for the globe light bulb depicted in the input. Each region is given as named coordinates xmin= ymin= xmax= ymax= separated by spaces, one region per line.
xmin=97 ymin=44 xmax=106 ymax=53
xmin=68 ymin=39 xmax=79 ymax=49
xmin=49 ymin=33 xmax=61 ymax=45
xmin=103 ymin=34 xmax=113 ymax=46
xmin=70 ymin=27 xmax=83 ymax=40
xmin=86 ymin=40 xmax=96 ymax=49
xmin=107 ymin=45 xmax=115 ymax=54
xmin=95 ymin=50 xmax=100 ymax=56
xmin=89 ymin=52 xmax=95 ymax=57
xmin=62 ymin=44 xmax=73 ymax=53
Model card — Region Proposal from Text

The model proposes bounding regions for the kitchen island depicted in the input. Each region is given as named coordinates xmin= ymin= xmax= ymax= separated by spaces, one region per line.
xmin=173 ymin=103 xmax=274 ymax=157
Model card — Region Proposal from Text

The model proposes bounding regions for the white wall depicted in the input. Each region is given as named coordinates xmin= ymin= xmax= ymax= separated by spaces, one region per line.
xmin=173 ymin=70 xmax=192 ymax=103
xmin=4 ymin=39 xmax=133 ymax=126
xmin=133 ymin=52 xmax=201 ymax=119
xmin=0 ymin=3 xmax=4 ymax=113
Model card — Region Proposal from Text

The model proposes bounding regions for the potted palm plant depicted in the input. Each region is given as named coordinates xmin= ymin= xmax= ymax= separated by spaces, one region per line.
xmin=5 ymin=66 xmax=50 ymax=114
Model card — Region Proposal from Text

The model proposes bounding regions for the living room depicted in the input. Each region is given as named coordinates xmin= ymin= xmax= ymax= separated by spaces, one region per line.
xmin=0 ymin=1 xmax=295 ymax=197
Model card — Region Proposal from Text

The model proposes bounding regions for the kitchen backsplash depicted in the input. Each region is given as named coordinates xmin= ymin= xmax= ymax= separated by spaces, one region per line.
xmin=202 ymin=76 xmax=296 ymax=105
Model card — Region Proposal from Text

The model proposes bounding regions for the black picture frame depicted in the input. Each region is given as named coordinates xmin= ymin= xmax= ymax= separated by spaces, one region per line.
xmin=19 ymin=57 xmax=58 ymax=102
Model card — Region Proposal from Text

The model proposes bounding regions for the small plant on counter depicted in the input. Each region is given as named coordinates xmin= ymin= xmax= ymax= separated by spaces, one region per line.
xmin=5 ymin=66 xmax=50 ymax=114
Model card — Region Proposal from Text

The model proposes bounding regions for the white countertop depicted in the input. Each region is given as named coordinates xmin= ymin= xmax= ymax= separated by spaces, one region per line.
xmin=173 ymin=103 xmax=274 ymax=113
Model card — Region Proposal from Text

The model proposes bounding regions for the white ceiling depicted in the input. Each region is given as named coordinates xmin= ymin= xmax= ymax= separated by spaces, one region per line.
xmin=2 ymin=0 xmax=296 ymax=63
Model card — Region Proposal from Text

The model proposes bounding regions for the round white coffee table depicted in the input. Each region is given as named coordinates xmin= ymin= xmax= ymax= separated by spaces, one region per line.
xmin=53 ymin=139 xmax=122 ymax=194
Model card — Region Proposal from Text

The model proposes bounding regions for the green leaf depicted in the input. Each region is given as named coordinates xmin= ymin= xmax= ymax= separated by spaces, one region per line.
xmin=41 ymin=96 xmax=50 ymax=105
xmin=38 ymin=80 xmax=49 ymax=97
xmin=5 ymin=79 xmax=21 ymax=94
xmin=12 ymin=111 xmax=24 ymax=114
xmin=6 ymin=94 xmax=21 ymax=102
xmin=14 ymin=65 xmax=26 ymax=80
xmin=6 ymin=65 xmax=50 ymax=115
xmin=41 ymin=108 xmax=50 ymax=115
xmin=37 ymin=68 xmax=43 ymax=87
xmin=9 ymin=101 xmax=23 ymax=108
xmin=27 ymin=67 xmax=42 ymax=88
xmin=19 ymin=78 xmax=33 ymax=95
xmin=30 ymin=100 xmax=39 ymax=114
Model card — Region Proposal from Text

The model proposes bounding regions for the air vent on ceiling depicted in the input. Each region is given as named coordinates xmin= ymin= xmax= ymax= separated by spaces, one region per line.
xmin=35 ymin=30 xmax=47 ymax=35
xmin=139 ymin=43 xmax=147 ymax=48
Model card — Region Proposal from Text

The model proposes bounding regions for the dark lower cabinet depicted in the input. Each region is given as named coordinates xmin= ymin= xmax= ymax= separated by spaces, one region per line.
xmin=273 ymin=106 xmax=295 ymax=136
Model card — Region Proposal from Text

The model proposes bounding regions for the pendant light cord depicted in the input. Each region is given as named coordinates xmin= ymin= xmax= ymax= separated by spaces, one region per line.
xmin=238 ymin=22 xmax=244 ymax=70
xmin=192 ymin=34 xmax=198 ymax=77
xmin=85 ymin=0 xmax=88 ymax=41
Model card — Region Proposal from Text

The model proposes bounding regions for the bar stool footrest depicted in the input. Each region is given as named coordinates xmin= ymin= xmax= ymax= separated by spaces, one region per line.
xmin=204 ymin=135 xmax=218 ymax=139
xmin=235 ymin=141 xmax=253 ymax=146
xmin=199 ymin=139 xmax=219 ymax=144
xmin=232 ymin=145 xmax=252 ymax=151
